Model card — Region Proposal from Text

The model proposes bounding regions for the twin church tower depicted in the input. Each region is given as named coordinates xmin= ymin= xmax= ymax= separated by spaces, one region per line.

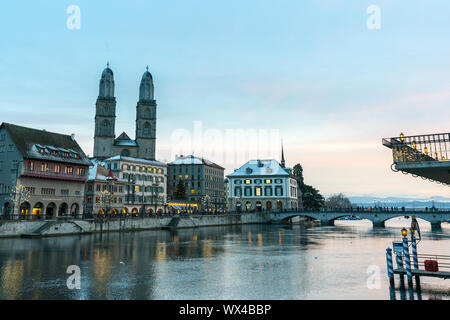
xmin=93 ymin=63 xmax=157 ymax=160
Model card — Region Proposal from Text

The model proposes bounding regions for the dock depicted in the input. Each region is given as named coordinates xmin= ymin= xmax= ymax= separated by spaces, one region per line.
xmin=394 ymin=268 xmax=450 ymax=279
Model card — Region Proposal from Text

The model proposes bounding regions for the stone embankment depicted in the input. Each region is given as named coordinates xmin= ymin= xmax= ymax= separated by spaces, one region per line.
xmin=0 ymin=213 xmax=272 ymax=238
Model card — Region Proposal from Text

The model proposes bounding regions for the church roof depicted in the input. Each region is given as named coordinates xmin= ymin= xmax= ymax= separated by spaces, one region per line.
xmin=114 ymin=132 xmax=138 ymax=146
xmin=1 ymin=122 xmax=92 ymax=166
xmin=141 ymin=70 xmax=153 ymax=81
xmin=101 ymin=66 xmax=114 ymax=78
xmin=116 ymin=132 xmax=131 ymax=140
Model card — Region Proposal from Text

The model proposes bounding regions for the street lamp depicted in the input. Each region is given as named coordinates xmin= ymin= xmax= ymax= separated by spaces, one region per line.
xmin=401 ymin=228 xmax=408 ymax=238
xmin=400 ymin=132 xmax=405 ymax=142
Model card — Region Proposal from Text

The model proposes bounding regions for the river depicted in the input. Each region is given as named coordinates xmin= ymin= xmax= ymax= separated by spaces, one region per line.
xmin=0 ymin=218 xmax=449 ymax=300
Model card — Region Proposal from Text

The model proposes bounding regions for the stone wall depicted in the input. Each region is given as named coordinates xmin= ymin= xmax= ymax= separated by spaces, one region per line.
xmin=0 ymin=213 xmax=270 ymax=238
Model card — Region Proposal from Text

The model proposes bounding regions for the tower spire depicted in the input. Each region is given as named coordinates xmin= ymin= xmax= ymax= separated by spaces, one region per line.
xmin=281 ymin=140 xmax=285 ymax=168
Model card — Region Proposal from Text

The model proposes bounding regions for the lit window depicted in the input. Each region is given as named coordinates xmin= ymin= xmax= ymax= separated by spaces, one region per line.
xmin=255 ymin=187 xmax=262 ymax=196
xmin=245 ymin=179 xmax=251 ymax=184
xmin=265 ymin=179 xmax=271 ymax=184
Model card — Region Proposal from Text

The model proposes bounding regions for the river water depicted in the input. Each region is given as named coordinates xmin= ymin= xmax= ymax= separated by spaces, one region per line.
xmin=0 ymin=218 xmax=449 ymax=300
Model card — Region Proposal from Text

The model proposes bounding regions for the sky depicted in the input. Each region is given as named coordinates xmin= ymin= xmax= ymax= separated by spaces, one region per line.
xmin=1 ymin=1 xmax=450 ymax=198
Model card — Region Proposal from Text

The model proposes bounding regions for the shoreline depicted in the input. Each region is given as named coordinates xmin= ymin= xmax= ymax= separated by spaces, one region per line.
xmin=0 ymin=213 xmax=275 ymax=239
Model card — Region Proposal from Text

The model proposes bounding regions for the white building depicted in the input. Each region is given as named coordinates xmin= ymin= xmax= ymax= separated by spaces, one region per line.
xmin=227 ymin=159 xmax=298 ymax=212
xmin=103 ymin=155 xmax=167 ymax=214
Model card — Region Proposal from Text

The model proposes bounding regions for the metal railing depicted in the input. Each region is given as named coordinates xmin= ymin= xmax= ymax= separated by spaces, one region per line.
xmin=2 ymin=206 xmax=450 ymax=222
xmin=416 ymin=254 xmax=450 ymax=272
xmin=383 ymin=133 xmax=450 ymax=164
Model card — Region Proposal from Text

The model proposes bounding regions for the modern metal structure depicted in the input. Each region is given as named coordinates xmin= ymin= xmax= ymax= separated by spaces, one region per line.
xmin=382 ymin=132 xmax=450 ymax=185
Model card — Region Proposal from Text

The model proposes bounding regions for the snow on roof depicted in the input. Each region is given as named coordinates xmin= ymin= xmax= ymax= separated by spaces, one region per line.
xmin=105 ymin=155 xmax=167 ymax=166
xmin=227 ymin=159 xmax=289 ymax=177
xmin=169 ymin=155 xmax=223 ymax=169
xmin=114 ymin=140 xmax=138 ymax=147
xmin=88 ymin=162 xmax=126 ymax=182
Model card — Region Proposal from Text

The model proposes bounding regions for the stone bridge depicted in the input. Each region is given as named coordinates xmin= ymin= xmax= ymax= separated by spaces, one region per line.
xmin=268 ymin=210 xmax=450 ymax=228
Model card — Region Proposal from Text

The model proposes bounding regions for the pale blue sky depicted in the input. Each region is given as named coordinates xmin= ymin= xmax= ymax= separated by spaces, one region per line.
xmin=1 ymin=1 xmax=450 ymax=197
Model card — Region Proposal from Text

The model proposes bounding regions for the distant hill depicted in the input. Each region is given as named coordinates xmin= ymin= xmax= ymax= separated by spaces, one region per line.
xmin=346 ymin=196 xmax=450 ymax=209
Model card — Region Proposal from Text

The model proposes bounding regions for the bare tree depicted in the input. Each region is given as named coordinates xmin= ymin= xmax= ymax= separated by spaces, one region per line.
xmin=325 ymin=193 xmax=352 ymax=209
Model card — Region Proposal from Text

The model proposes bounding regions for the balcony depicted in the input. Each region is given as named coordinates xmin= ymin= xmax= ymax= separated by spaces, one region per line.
xmin=382 ymin=132 xmax=450 ymax=185
xmin=22 ymin=167 xmax=87 ymax=182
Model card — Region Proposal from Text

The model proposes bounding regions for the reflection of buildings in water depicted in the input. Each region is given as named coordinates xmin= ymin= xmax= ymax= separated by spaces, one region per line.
xmin=202 ymin=239 xmax=213 ymax=258
xmin=247 ymin=231 xmax=252 ymax=246
xmin=278 ymin=229 xmax=285 ymax=246
xmin=91 ymin=247 xmax=114 ymax=298
xmin=257 ymin=233 xmax=263 ymax=247
xmin=156 ymin=241 xmax=167 ymax=262
xmin=0 ymin=259 xmax=24 ymax=299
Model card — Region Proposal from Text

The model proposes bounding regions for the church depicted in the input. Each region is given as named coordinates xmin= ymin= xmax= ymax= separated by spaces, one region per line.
xmin=93 ymin=63 xmax=157 ymax=160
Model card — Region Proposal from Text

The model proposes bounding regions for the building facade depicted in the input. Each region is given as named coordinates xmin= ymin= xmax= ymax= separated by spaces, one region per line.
xmin=227 ymin=159 xmax=298 ymax=212
xmin=94 ymin=64 xmax=157 ymax=161
xmin=0 ymin=123 xmax=91 ymax=218
xmin=103 ymin=155 xmax=167 ymax=214
xmin=85 ymin=161 xmax=126 ymax=216
xmin=167 ymin=155 xmax=225 ymax=212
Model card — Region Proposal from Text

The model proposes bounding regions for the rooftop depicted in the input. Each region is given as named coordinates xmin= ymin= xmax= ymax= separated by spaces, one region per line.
xmin=105 ymin=155 xmax=166 ymax=167
xmin=227 ymin=159 xmax=290 ymax=177
xmin=168 ymin=155 xmax=224 ymax=169
xmin=1 ymin=122 xmax=91 ymax=166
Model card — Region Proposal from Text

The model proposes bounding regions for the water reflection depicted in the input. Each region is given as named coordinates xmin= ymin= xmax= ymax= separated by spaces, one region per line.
xmin=0 ymin=220 xmax=448 ymax=299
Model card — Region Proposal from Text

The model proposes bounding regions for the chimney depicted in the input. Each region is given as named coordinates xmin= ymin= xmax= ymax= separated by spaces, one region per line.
xmin=71 ymin=134 xmax=75 ymax=141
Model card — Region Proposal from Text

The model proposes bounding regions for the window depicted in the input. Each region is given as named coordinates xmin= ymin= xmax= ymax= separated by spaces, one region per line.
xmin=54 ymin=164 xmax=60 ymax=173
xmin=25 ymin=187 xmax=35 ymax=194
xmin=27 ymin=161 xmax=34 ymax=171
xmin=101 ymin=120 xmax=110 ymax=136
xmin=41 ymin=163 xmax=49 ymax=172
xmin=41 ymin=188 xmax=55 ymax=195
xmin=244 ymin=179 xmax=251 ymax=184
xmin=143 ymin=122 xmax=150 ymax=136
xmin=234 ymin=180 xmax=242 ymax=185
xmin=275 ymin=179 xmax=282 ymax=184
xmin=244 ymin=187 xmax=252 ymax=197
xmin=265 ymin=179 xmax=272 ymax=184
xmin=255 ymin=179 xmax=262 ymax=184
xmin=255 ymin=187 xmax=262 ymax=197
xmin=275 ymin=186 xmax=283 ymax=196
xmin=61 ymin=189 xmax=69 ymax=195
xmin=264 ymin=187 xmax=273 ymax=196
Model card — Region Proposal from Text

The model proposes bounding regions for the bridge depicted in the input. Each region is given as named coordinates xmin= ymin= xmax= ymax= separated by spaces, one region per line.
xmin=267 ymin=209 xmax=450 ymax=228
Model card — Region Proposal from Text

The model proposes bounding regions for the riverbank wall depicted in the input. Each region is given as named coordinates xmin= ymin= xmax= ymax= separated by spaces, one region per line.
xmin=0 ymin=213 xmax=272 ymax=238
